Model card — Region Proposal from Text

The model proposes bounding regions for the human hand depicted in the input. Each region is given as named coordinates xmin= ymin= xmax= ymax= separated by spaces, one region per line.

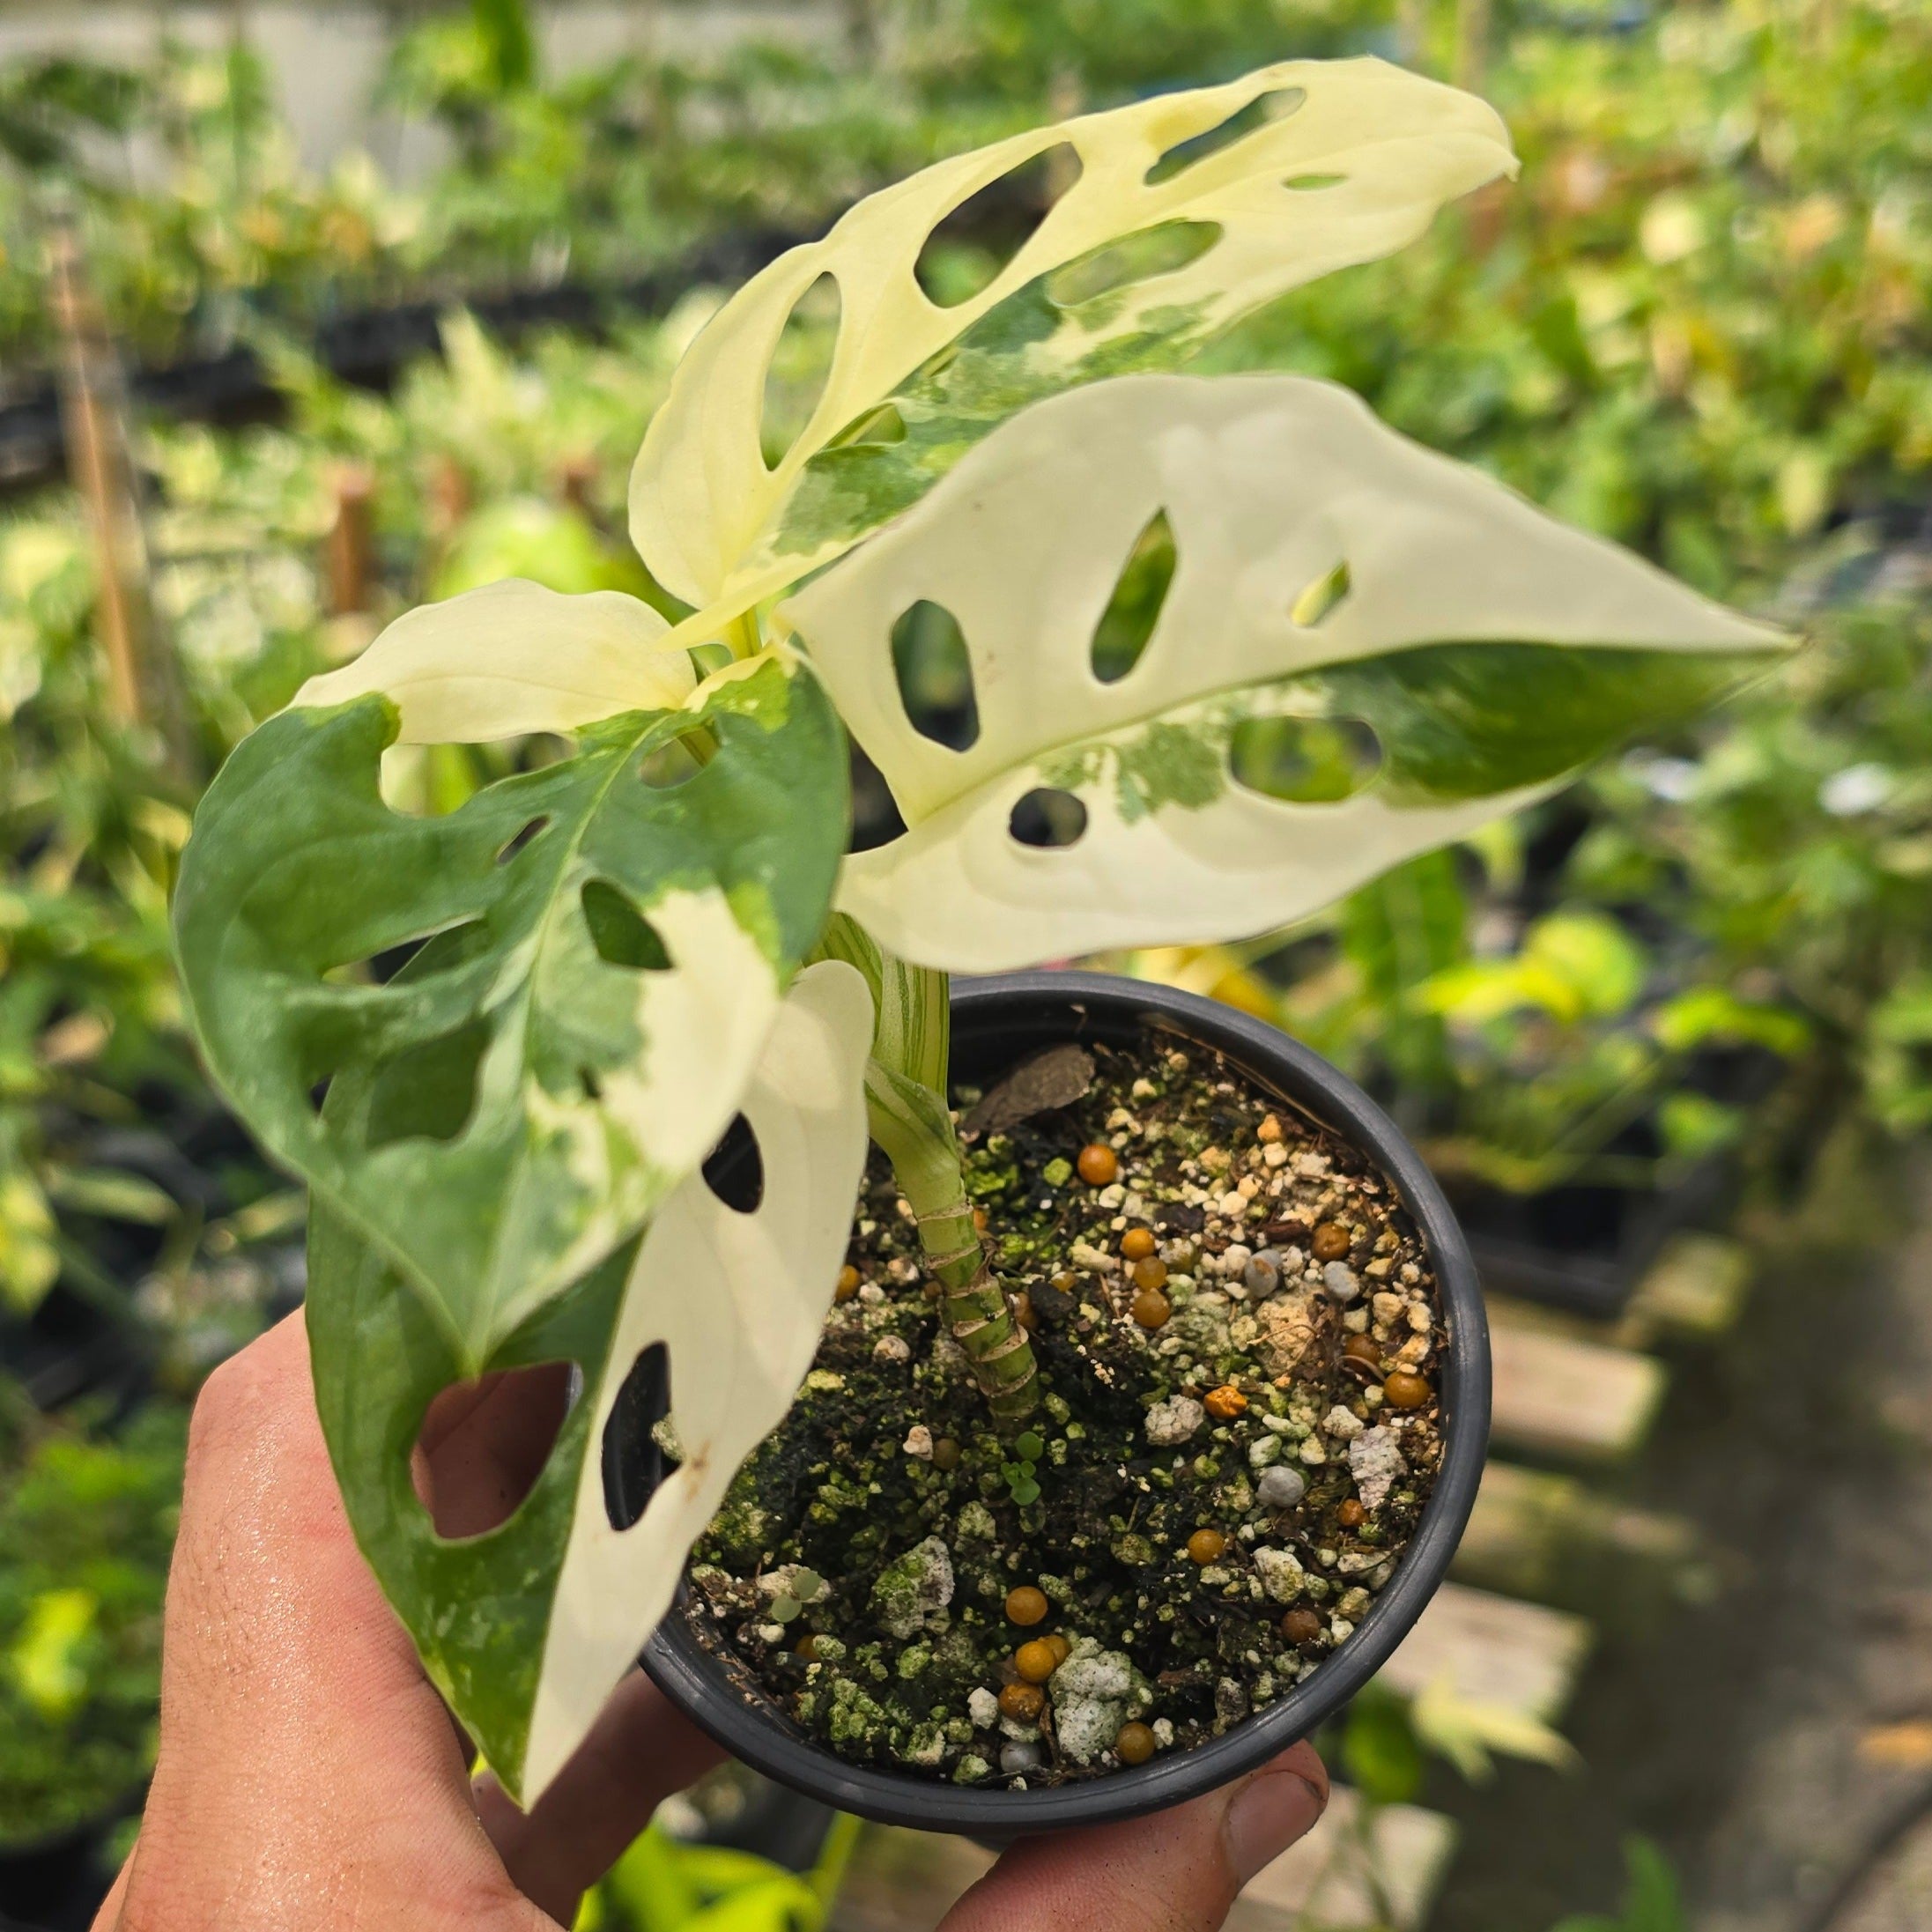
xmin=97 ymin=1311 xmax=1328 ymax=1930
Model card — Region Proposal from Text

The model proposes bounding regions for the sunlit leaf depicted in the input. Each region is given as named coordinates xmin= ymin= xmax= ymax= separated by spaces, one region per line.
xmin=630 ymin=59 xmax=1515 ymax=621
xmin=297 ymin=578 xmax=694 ymax=746
xmin=175 ymin=655 xmax=848 ymax=1370
xmin=309 ymin=960 xmax=873 ymax=1802
xmin=790 ymin=374 xmax=1785 ymax=972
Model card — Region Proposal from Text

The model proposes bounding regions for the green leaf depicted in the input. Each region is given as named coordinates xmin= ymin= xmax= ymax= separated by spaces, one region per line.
xmin=43 ymin=1166 xmax=178 ymax=1226
xmin=795 ymin=374 xmax=1786 ymax=972
xmin=1340 ymin=1682 xmax=1425 ymax=1804
xmin=1649 ymin=985 xmax=1810 ymax=1056
xmin=311 ymin=962 xmax=874 ymax=1803
xmin=175 ymin=655 xmax=849 ymax=1371
xmin=1339 ymin=850 xmax=1469 ymax=1090
xmin=0 ymin=1168 xmax=61 ymax=1314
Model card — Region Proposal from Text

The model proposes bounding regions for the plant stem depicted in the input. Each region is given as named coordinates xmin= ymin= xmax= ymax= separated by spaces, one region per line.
xmin=873 ymin=1082 xmax=1040 ymax=1423
xmin=813 ymin=915 xmax=1040 ymax=1424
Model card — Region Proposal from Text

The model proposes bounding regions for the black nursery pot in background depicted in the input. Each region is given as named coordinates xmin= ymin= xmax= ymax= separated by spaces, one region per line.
xmin=639 ymin=971 xmax=1492 ymax=1836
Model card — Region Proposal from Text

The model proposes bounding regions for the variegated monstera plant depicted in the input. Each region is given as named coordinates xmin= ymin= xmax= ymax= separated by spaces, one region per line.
xmin=173 ymin=61 xmax=1785 ymax=1805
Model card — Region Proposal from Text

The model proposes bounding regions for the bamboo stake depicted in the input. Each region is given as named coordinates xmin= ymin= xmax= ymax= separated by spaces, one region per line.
xmin=46 ymin=205 xmax=189 ymax=774
xmin=326 ymin=464 xmax=377 ymax=615
xmin=1454 ymin=0 xmax=1494 ymax=91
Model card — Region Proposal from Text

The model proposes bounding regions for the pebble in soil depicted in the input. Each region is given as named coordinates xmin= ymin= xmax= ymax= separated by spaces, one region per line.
xmin=684 ymin=1030 xmax=1447 ymax=1791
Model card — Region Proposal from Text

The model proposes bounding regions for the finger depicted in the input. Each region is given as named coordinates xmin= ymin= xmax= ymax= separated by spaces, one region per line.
xmin=87 ymin=1850 xmax=131 ymax=1932
xmin=475 ymin=1668 xmax=727 ymax=1924
xmin=125 ymin=1313 xmax=508 ymax=1921
xmin=414 ymin=1361 xmax=576 ymax=1538
xmin=939 ymin=1742 xmax=1329 ymax=1932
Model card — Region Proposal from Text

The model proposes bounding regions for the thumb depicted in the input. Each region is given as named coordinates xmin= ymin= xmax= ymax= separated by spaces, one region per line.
xmin=939 ymin=1743 xmax=1329 ymax=1932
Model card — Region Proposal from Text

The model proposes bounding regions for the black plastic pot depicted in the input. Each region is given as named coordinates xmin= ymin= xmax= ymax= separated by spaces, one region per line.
xmin=1447 ymin=1155 xmax=1726 ymax=1319
xmin=0 ymin=1792 xmax=141 ymax=1932
xmin=640 ymin=969 xmax=1491 ymax=1836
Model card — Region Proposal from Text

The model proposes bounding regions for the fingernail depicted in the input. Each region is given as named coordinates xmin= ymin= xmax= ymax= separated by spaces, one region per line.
xmin=1225 ymin=1763 xmax=1328 ymax=1886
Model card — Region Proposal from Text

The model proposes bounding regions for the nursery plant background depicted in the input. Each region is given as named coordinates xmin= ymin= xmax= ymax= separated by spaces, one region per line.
xmin=2 ymin=1 xmax=1929 ymax=1928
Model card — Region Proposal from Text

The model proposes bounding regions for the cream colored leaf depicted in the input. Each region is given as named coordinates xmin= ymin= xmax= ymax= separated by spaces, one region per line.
xmin=628 ymin=58 xmax=1515 ymax=618
xmin=521 ymin=959 xmax=872 ymax=1797
xmin=295 ymin=579 xmax=694 ymax=744
xmin=787 ymin=374 xmax=1785 ymax=973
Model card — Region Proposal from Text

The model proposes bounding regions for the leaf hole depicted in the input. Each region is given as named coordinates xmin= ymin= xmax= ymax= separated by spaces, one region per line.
xmin=364 ymin=1018 xmax=490 ymax=1151
xmin=826 ymin=401 xmax=907 ymax=450
xmin=1009 ymin=788 xmax=1089 ymax=848
xmin=581 ymin=879 xmax=671 ymax=971
xmin=760 ymin=271 xmax=841 ymax=470
xmin=701 ymin=1113 xmax=764 ymax=1215
xmin=914 ymin=142 xmax=1083 ymax=307
xmin=1284 ymin=172 xmax=1347 ymax=192
xmin=1091 ymin=508 xmax=1177 ymax=685
xmin=495 ymin=816 xmax=551 ymax=865
xmin=891 ymin=601 xmax=980 ymax=750
xmin=1144 ymin=85 xmax=1306 ymax=186
xmin=850 ymin=740 xmax=909 ymax=854
xmin=638 ymin=741 xmax=703 ymax=788
xmin=307 ymin=1074 xmax=334 ymax=1116
xmin=1229 ymin=715 xmax=1381 ymax=803
xmin=601 ymin=1341 xmax=680 ymax=1533
xmin=1291 ymin=559 xmax=1352 ymax=628
xmin=322 ymin=917 xmax=489 ymax=988
xmin=1046 ymin=220 xmax=1222 ymax=308
xmin=413 ymin=1360 xmax=578 ymax=1541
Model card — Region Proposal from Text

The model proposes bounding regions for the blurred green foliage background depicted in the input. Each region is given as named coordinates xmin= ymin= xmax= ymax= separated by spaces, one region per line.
xmin=0 ymin=2 xmax=1928 ymax=1923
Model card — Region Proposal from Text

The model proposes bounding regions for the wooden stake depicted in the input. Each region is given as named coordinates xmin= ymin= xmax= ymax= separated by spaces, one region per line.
xmin=46 ymin=206 xmax=191 ymax=774
xmin=556 ymin=453 xmax=598 ymax=519
xmin=326 ymin=463 xmax=377 ymax=615
xmin=1454 ymin=0 xmax=1493 ymax=91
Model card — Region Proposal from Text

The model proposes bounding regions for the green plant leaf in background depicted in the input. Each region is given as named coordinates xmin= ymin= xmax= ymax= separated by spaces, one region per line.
xmin=174 ymin=652 xmax=849 ymax=1374
xmin=1550 ymin=1835 xmax=1687 ymax=1932
xmin=1336 ymin=848 xmax=1470 ymax=1092
xmin=309 ymin=959 xmax=872 ymax=1802
xmin=1425 ymin=910 xmax=1649 ymax=1029
xmin=795 ymin=374 xmax=1786 ymax=972
xmin=1340 ymin=1681 xmax=1425 ymax=1806
xmin=578 ymin=1810 xmax=862 ymax=1932
xmin=629 ymin=58 xmax=1515 ymax=623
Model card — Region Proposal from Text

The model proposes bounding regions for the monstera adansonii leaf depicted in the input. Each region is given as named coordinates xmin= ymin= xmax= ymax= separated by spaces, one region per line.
xmin=785 ymin=374 xmax=1790 ymax=973
xmin=307 ymin=958 xmax=871 ymax=1803
xmin=173 ymin=647 xmax=850 ymax=1370
xmin=290 ymin=63 xmax=1514 ymax=744
xmin=174 ymin=637 xmax=870 ymax=1798
xmin=626 ymin=57 xmax=1514 ymax=626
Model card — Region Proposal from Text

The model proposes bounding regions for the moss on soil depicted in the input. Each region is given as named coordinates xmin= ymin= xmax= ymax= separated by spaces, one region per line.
xmin=685 ymin=1029 xmax=1446 ymax=1790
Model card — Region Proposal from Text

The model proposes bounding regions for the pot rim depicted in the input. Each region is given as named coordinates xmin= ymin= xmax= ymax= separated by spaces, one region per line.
xmin=644 ymin=969 xmax=1492 ymax=1834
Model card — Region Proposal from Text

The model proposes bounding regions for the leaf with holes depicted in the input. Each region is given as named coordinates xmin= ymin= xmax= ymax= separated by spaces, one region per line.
xmin=628 ymin=57 xmax=1514 ymax=625
xmin=297 ymin=577 xmax=697 ymax=744
xmin=173 ymin=654 xmax=848 ymax=1370
xmin=308 ymin=960 xmax=873 ymax=1802
xmin=786 ymin=374 xmax=1788 ymax=972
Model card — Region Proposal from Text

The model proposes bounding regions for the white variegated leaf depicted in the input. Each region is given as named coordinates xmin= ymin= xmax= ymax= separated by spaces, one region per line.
xmin=629 ymin=58 xmax=1514 ymax=621
xmin=522 ymin=958 xmax=872 ymax=1795
xmin=296 ymin=578 xmax=695 ymax=744
xmin=784 ymin=374 xmax=1786 ymax=973
xmin=176 ymin=655 xmax=848 ymax=1369
xmin=308 ymin=959 xmax=873 ymax=1805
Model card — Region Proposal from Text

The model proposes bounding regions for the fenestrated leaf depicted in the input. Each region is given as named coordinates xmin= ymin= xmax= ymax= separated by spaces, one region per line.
xmin=787 ymin=374 xmax=1788 ymax=972
xmin=296 ymin=577 xmax=694 ymax=745
xmin=174 ymin=655 xmax=848 ymax=1369
xmin=308 ymin=960 xmax=874 ymax=1802
xmin=628 ymin=58 xmax=1514 ymax=624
